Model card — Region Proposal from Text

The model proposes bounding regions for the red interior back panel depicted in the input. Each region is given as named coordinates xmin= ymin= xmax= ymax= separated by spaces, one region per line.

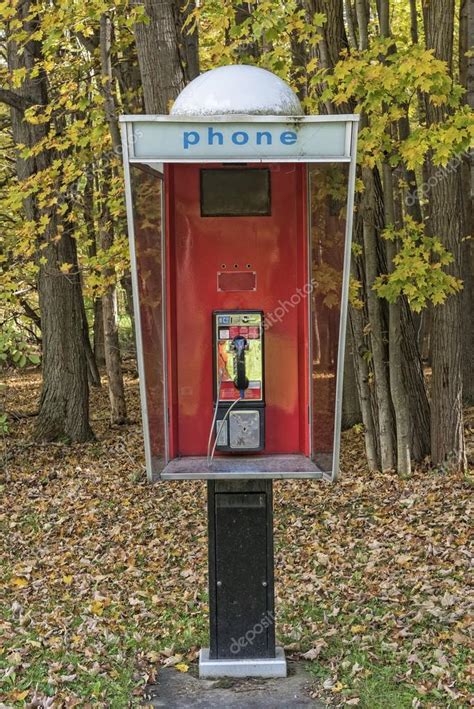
xmin=166 ymin=163 xmax=309 ymax=457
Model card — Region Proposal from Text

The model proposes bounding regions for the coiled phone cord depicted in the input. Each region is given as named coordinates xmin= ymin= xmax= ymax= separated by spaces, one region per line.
xmin=207 ymin=367 xmax=224 ymax=468
xmin=207 ymin=367 xmax=243 ymax=469
xmin=208 ymin=397 xmax=241 ymax=469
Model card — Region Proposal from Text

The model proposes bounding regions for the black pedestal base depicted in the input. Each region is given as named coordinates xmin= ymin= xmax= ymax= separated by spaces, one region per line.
xmin=207 ymin=479 xmax=275 ymax=660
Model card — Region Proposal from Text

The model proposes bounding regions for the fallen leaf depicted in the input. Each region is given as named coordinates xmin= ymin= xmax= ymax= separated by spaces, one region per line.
xmin=301 ymin=641 xmax=326 ymax=660
xmin=90 ymin=600 xmax=104 ymax=616
xmin=10 ymin=576 xmax=28 ymax=588
xmin=11 ymin=689 xmax=29 ymax=701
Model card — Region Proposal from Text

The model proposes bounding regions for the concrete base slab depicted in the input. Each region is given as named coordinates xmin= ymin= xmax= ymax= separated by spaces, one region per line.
xmin=144 ymin=660 xmax=323 ymax=708
xmin=199 ymin=646 xmax=287 ymax=678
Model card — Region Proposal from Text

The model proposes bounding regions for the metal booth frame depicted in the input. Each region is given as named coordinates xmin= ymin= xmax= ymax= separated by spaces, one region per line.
xmin=120 ymin=114 xmax=359 ymax=483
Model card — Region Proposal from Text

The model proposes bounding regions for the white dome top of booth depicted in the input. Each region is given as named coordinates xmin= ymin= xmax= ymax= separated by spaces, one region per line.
xmin=171 ymin=65 xmax=303 ymax=117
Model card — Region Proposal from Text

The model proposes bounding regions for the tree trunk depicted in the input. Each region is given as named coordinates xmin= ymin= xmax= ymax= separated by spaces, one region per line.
xmin=305 ymin=0 xmax=350 ymax=113
xmin=378 ymin=1 xmax=412 ymax=475
xmin=428 ymin=170 xmax=465 ymax=468
xmin=133 ymin=0 xmax=199 ymax=114
xmin=81 ymin=296 xmax=101 ymax=388
xmin=99 ymin=15 xmax=127 ymax=424
xmin=382 ymin=163 xmax=412 ymax=475
xmin=101 ymin=281 xmax=127 ymax=424
xmin=99 ymin=172 xmax=127 ymax=424
xmin=121 ymin=272 xmax=136 ymax=356
xmin=35 ymin=234 xmax=94 ymax=441
xmin=409 ymin=0 xmax=418 ymax=44
xmin=290 ymin=0 xmax=308 ymax=102
xmin=423 ymin=0 xmax=466 ymax=470
xmin=341 ymin=322 xmax=362 ymax=430
xmin=235 ymin=3 xmax=261 ymax=60
xmin=361 ymin=166 xmax=395 ymax=470
xmin=83 ymin=167 xmax=102 ymax=383
xmin=349 ymin=302 xmax=380 ymax=470
xmin=400 ymin=300 xmax=431 ymax=459
xmin=93 ymin=298 xmax=106 ymax=368
xmin=4 ymin=0 xmax=93 ymax=442
xmin=459 ymin=0 xmax=474 ymax=404
xmin=344 ymin=0 xmax=358 ymax=50
xmin=354 ymin=0 xmax=369 ymax=50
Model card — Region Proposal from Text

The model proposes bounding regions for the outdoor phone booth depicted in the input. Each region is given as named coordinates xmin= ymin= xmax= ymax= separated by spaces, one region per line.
xmin=120 ymin=65 xmax=358 ymax=678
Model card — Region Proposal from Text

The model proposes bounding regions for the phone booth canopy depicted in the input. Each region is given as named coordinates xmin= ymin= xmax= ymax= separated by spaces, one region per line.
xmin=120 ymin=65 xmax=358 ymax=484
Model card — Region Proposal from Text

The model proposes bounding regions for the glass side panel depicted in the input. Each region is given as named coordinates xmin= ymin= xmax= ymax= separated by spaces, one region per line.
xmin=130 ymin=165 xmax=166 ymax=476
xmin=309 ymin=163 xmax=349 ymax=475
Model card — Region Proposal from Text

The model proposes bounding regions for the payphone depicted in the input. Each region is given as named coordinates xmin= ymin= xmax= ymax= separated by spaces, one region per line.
xmin=121 ymin=62 xmax=358 ymax=679
xmin=211 ymin=310 xmax=265 ymax=456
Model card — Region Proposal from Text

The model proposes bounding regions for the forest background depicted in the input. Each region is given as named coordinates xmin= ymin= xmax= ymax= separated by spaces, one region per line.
xmin=0 ymin=1 xmax=473 ymax=707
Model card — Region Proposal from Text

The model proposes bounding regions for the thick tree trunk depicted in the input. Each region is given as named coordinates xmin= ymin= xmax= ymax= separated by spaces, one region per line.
xmin=423 ymin=0 xmax=466 ymax=470
xmin=427 ymin=166 xmax=465 ymax=469
xmin=36 ymin=234 xmax=94 ymax=441
xmin=400 ymin=300 xmax=431 ymax=460
xmin=459 ymin=0 xmax=474 ymax=404
xmin=305 ymin=0 xmax=349 ymax=113
xmin=311 ymin=0 xmax=348 ymax=67
xmin=133 ymin=0 xmax=199 ymax=114
xmin=5 ymin=0 xmax=93 ymax=442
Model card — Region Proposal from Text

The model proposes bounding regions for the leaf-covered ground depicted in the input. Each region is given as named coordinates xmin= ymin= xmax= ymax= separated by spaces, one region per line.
xmin=1 ymin=371 xmax=473 ymax=708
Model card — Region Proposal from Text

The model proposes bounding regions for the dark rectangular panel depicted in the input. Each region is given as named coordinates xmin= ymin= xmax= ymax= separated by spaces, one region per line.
xmin=201 ymin=168 xmax=271 ymax=217
xmin=214 ymin=492 xmax=269 ymax=658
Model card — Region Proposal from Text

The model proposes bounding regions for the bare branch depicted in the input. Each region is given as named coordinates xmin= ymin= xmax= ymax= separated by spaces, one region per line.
xmin=0 ymin=87 xmax=36 ymax=112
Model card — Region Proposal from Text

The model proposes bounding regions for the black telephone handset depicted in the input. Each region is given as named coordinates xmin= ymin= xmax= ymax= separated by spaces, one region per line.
xmin=212 ymin=310 xmax=264 ymax=453
xmin=230 ymin=335 xmax=249 ymax=394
